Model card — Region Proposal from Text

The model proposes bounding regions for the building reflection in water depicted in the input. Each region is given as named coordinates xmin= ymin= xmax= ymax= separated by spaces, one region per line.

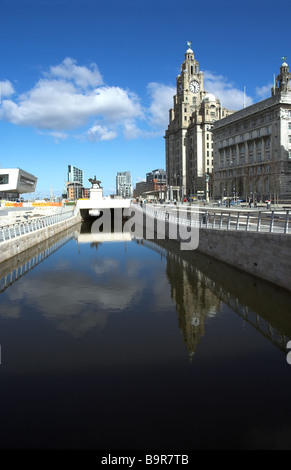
xmin=0 ymin=220 xmax=290 ymax=358
xmin=141 ymin=237 xmax=291 ymax=360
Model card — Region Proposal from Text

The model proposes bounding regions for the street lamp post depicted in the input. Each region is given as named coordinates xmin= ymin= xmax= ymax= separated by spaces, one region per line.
xmin=205 ymin=173 xmax=210 ymax=203
xmin=221 ymin=187 xmax=225 ymax=206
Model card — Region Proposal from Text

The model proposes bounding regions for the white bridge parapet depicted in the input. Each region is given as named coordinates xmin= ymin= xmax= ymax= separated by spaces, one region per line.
xmin=77 ymin=197 xmax=131 ymax=217
xmin=77 ymin=177 xmax=132 ymax=218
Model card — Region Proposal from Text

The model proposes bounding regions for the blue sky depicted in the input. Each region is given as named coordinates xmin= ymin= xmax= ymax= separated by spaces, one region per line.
xmin=0 ymin=0 xmax=289 ymax=197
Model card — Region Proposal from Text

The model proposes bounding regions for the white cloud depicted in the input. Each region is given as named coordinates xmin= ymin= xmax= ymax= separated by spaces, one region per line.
xmin=87 ymin=123 xmax=118 ymax=141
xmin=0 ymin=80 xmax=15 ymax=98
xmin=47 ymin=131 xmax=68 ymax=142
xmin=48 ymin=57 xmax=103 ymax=89
xmin=256 ymin=83 xmax=273 ymax=100
xmin=0 ymin=58 xmax=143 ymax=137
xmin=146 ymin=82 xmax=176 ymax=129
xmin=204 ymin=71 xmax=253 ymax=110
xmin=122 ymin=120 xmax=143 ymax=140
xmin=93 ymin=86 xmax=143 ymax=123
xmin=0 ymin=59 xmax=178 ymax=142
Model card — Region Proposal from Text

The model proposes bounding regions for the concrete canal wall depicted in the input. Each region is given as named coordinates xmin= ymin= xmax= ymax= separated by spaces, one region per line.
xmin=196 ymin=228 xmax=291 ymax=293
xmin=0 ymin=214 xmax=81 ymax=264
xmin=137 ymin=204 xmax=291 ymax=292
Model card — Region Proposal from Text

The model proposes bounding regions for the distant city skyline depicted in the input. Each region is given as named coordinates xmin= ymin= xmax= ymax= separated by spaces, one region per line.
xmin=0 ymin=0 xmax=289 ymax=197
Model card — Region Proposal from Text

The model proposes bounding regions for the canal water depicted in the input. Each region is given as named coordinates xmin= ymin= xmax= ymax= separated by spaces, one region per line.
xmin=0 ymin=221 xmax=291 ymax=451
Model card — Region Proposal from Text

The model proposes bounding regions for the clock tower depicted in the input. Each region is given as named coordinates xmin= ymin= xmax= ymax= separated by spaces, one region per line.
xmin=176 ymin=41 xmax=204 ymax=108
xmin=165 ymin=43 xmax=234 ymax=201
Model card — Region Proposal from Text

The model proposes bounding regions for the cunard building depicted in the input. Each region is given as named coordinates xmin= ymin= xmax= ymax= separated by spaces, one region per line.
xmin=212 ymin=59 xmax=291 ymax=203
xmin=164 ymin=42 xmax=234 ymax=201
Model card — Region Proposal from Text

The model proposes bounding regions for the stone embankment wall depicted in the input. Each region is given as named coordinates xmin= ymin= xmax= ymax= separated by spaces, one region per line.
xmin=0 ymin=214 xmax=81 ymax=264
xmin=196 ymin=228 xmax=291 ymax=292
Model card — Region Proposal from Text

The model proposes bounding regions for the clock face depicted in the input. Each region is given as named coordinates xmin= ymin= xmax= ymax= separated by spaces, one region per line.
xmin=189 ymin=80 xmax=200 ymax=93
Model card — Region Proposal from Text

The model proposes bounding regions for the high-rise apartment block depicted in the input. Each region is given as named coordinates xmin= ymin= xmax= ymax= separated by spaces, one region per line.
xmin=135 ymin=169 xmax=167 ymax=200
xmin=116 ymin=171 xmax=133 ymax=198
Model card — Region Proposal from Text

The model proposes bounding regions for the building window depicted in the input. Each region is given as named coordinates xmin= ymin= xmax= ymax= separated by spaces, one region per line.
xmin=0 ymin=174 xmax=9 ymax=184
xmin=20 ymin=175 xmax=35 ymax=186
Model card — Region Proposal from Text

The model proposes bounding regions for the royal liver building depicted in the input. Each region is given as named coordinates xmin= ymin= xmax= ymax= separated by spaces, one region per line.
xmin=164 ymin=42 xmax=234 ymax=201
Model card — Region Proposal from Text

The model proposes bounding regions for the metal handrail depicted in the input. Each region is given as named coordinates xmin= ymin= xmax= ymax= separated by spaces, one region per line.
xmin=0 ymin=208 xmax=77 ymax=243
xmin=136 ymin=204 xmax=290 ymax=235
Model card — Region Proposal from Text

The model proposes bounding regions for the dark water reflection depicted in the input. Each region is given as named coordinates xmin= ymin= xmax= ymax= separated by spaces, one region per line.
xmin=0 ymin=222 xmax=291 ymax=450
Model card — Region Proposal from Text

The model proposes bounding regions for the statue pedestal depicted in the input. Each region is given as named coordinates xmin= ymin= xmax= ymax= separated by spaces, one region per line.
xmin=90 ymin=186 xmax=103 ymax=201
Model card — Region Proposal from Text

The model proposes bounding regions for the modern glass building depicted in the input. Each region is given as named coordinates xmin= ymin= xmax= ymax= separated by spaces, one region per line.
xmin=0 ymin=168 xmax=37 ymax=200
xmin=67 ymin=165 xmax=84 ymax=200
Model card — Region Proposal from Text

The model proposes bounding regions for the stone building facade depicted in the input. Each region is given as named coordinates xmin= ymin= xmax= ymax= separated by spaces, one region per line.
xmin=164 ymin=43 xmax=234 ymax=201
xmin=212 ymin=60 xmax=291 ymax=203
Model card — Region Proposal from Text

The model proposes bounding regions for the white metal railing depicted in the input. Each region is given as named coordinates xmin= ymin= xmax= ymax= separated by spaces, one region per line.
xmin=135 ymin=203 xmax=290 ymax=234
xmin=0 ymin=207 xmax=77 ymax=243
